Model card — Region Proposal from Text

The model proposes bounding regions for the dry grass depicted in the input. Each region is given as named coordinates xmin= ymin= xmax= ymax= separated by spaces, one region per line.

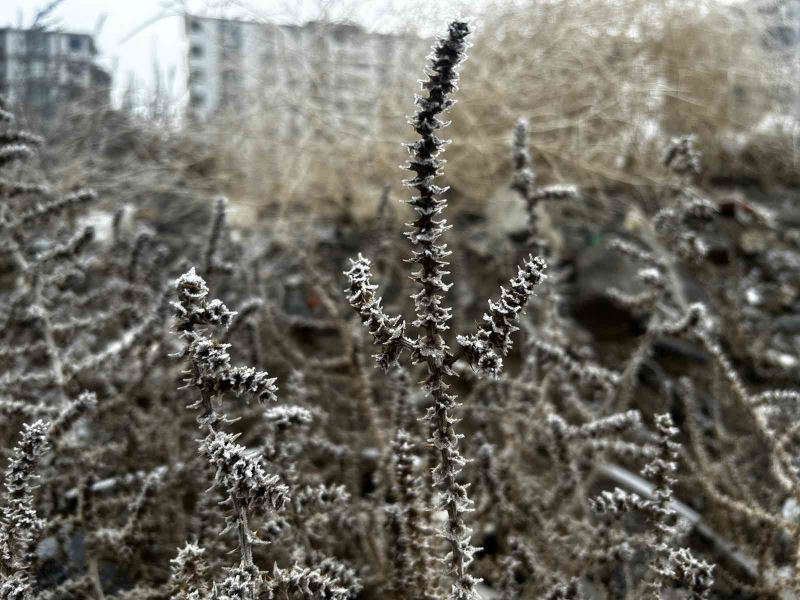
xmin=189 ymin=0 xmax=792 ymax=219
xmin=451 ymin=0 xmax=782 ymax=193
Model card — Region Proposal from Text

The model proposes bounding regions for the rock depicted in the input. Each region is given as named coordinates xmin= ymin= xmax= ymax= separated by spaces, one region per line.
xmin=569 ymin=239 xmax=646 ymax=339
xmin=775 ymin=314 xmax=800 ymax=334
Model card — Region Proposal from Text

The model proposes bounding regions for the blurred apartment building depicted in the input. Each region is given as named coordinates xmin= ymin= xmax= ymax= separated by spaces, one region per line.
xmin=0 ymin=27 xmax=110 ymax=121
xmin=750 ymin=0 xmax=800 ymax=47
xmin=185 ymin=15 xmax=427 ymax=137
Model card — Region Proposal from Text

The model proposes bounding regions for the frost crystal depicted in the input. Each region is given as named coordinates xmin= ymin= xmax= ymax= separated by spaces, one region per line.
xmin=187 ymin=336 xmax=278 ymax=404
xmin=202 ymin=431 xmax=289 ymax=515
xmin=1 ymin=420 xmax=50 ymax=574
xmin=170 ymin=542 xmax=208 ymax=595
xmin=173 ymin=267 xmax=236 ymax=332
xmin=264 ymin=405 xmax=313 ymax=430
xmin=267 ymin=563 xmax=350 ymax=600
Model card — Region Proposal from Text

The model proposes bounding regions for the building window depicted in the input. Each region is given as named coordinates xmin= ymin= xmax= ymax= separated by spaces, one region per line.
xmin=31 ymin=60 xmax=46 ymax=77
xmin=190 ymin=44 xmax=204 ymax=58
xmin=11 ymin=34 xmax=25 ymax=52
xmin=190 ymin=19 xmax=203 ymax=33
xmin=67 ymin=62 xmax=86 ymax=77
xmin=190 ymin=92 xmax=205 ymax=107
xmin=222 ymin=24 xmax=242 ymax=49
xmin=28 ymin=81 xmax=50 ymax=104
xmin=69 ymin=35 xmax=83 ymax=51
xmin=189 ymin=68 xmax=204 ymax=83
xmin=222 ymin=70 xmax=240 ymax=86
xmin=29 ymin=32 xmax=48 ymax=53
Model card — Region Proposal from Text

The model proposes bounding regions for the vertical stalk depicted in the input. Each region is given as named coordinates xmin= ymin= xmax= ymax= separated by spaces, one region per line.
xmin=403 ymin=21 xmax=478 ymax=600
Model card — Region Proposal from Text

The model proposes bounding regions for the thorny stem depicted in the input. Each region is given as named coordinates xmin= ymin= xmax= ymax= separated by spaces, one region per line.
xmin=87 ymin=556 xmax=105 ymax=600
xmin=173 ymin=270 xmax=285 ymax=597
xmin=403 ymin=21 xmax=477 ymax=599
xmin=189 ymin=357 xmax=258 ymax=585
xmin=432 ymin=387 xmax=470 ymax=582
xmin=7 ymin=230 xmax=29 ymax=272
xmin=636 ymin=215 xmax=689 ymax=312
xmin=510 ymin=118 xmax=545 ymax=256
xmin=597 ymin=462 xmax=757 ymax=579
xmin=191 ymin=362 xmax=217 ymax=435
xmin=232 ymin=496 xmax=257 ymax=593
xmin=33 ymin=275 xmax=68 ymax=407
xmin=2 ymin=242 xmax=68 ymax=406
xmin=652 ymin=237 xmax=689 ymax=311
xmin=339 ymin=19 xmax=480 ymax=598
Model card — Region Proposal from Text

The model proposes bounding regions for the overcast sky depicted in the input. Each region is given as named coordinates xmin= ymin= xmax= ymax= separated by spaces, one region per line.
xmin=0 ymin=0 xmax=487 ymax=110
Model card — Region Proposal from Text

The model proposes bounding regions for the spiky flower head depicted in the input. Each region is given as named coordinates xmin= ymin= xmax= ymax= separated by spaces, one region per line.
xmin=170 ymin=542 xmax=209 ymax=596
xmin=457 ymin=255 xmax=546 ymax=377
xmin=202 ymin=431 xmax=289 ymax=516
xmin=173 ymin=268 xmax=236 ymax=331
xmin=344 ymin=254 xmax=407 ymax=370
xmin=404 ymin=20 xmax=472 ymax=365
xmin=187 ymin=336 xmax=278 ymax=404
xmin=1 ymin=420 xmax=50 ymax=573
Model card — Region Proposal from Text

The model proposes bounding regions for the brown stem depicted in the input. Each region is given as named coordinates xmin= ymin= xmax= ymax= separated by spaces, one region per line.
xmin=87 ymin=556 xmax=105 ymax=600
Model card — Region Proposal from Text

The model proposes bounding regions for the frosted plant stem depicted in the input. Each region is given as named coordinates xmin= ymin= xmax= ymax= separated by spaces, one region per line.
xmin=88 ymin=556 xmax=105 ymax=600
xmin=29 ymin=275 xmax=68 ymax=407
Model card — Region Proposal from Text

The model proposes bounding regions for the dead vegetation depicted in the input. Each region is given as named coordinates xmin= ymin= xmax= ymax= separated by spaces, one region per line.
xmin=1 ymin=5 xmax=800 ymax=599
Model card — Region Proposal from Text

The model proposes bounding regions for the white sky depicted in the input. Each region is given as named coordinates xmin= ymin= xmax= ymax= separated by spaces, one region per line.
xmin=0 ymin=0 xmax=487 ymax=110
